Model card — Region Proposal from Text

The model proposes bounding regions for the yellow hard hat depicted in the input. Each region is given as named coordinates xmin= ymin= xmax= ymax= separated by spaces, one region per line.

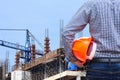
xmin=72 ymin=37 xmax=97 ymax=63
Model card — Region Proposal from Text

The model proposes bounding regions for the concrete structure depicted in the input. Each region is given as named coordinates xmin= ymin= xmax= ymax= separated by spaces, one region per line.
xmin=13 ymin=48 xmax=86 ymax=80
xmin=11 ymin=70 xmax=31 ymax=80
xmin=13 ymin=48 xmax=68 ymax=80
xmin=44 ymin=71 xmax=86 ymax=80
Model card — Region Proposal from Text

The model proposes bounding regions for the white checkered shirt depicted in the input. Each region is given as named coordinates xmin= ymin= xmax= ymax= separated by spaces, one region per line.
xmin=62 ymin=0 xmax=120 ymax=61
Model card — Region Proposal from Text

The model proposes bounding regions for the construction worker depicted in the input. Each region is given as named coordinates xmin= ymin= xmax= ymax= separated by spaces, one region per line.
xmin=62 ymin=0 xmax=120 ymax=80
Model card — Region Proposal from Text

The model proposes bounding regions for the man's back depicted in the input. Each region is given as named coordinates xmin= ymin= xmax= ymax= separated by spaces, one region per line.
xmin=62 ymin=0 xmax=120 ymax=60
xmin=87 ymin=0 xmax=120 ymax=57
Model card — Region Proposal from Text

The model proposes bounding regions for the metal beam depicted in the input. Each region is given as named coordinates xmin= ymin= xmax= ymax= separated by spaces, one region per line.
xmin=0 ymin=40 xmax=30 ymax=52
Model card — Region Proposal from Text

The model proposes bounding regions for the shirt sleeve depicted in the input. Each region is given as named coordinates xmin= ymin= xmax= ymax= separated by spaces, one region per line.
xmin=62 ymin=2 xmax=91 ymax=61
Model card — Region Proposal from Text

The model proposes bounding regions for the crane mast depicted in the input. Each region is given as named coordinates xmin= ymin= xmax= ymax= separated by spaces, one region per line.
xmin=25 ymin=29 xmax=31 ymax=62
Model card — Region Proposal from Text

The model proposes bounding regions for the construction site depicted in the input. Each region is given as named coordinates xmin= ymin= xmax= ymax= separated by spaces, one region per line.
xmin=0 ymin=0 xmax=88 ymax=80
xmin=0 ymin=21 xmax=86 ymax=80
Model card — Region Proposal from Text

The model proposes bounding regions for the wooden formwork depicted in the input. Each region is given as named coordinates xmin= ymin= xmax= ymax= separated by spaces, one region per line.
xmin=13 ymin=48 xmax=64 ymax=70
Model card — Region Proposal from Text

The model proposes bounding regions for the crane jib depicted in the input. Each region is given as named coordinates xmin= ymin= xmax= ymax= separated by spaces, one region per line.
xmin=0 ymin=40 xmax=30 ymax=52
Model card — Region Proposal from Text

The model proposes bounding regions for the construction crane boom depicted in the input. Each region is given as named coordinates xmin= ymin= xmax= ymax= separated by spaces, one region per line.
xmin=0 ymin=39 xmax=43 ymax=55
xmin=0 ymin=40 xmax=30 ymax=52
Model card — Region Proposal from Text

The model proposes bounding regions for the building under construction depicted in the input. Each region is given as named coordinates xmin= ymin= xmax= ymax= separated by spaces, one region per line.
xmin=12 ymin=48 xmax=86 ymax=80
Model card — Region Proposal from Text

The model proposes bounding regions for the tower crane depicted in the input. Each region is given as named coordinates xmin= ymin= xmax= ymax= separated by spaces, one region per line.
xmin=0 ymin=29 xmax=43 ymax=62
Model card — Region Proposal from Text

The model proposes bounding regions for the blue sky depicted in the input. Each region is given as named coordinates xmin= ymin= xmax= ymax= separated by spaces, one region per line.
xmin=0 ymin=0 xmax=89 ymax=70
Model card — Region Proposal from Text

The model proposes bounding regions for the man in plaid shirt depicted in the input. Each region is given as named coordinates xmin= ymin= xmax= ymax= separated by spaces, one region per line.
xmin=62 ymin=0 xmax=120 ymax=79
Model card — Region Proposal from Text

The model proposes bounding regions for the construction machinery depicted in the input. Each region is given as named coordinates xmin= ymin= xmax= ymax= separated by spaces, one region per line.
xmin=0 ymin=29 xmax=43 ymax=63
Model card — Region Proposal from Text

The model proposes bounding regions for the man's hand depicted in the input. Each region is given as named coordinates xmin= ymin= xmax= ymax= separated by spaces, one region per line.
xmin=70 ymin=59 xmax=84 ymax=68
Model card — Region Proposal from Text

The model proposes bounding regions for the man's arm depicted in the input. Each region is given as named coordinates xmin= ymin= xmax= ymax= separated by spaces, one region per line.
xmin=62 ymin=1 xmax=91 ymax=67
